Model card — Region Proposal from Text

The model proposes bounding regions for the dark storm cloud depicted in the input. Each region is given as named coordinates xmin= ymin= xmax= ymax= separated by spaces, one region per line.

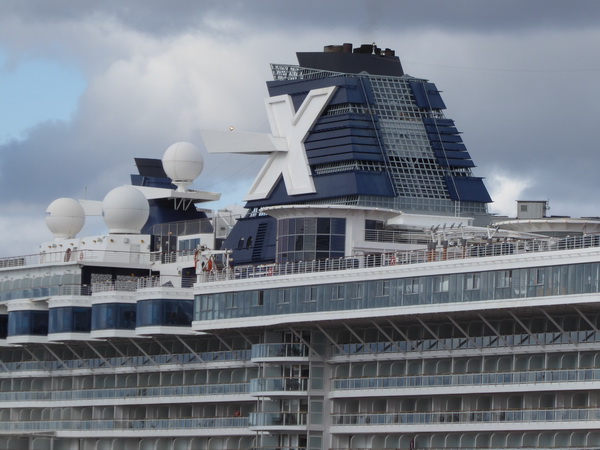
xmin=0 ymin=0 xmax=599 ymax=255
xmin=2 ymin=0 xmax=600 ymax=36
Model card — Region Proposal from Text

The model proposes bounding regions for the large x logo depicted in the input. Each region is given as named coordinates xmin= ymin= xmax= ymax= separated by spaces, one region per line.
xmin=201 ymin=86 xmax=337 ymax=201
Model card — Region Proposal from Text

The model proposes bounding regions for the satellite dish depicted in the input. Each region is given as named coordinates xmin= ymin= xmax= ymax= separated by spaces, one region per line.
xmin=45 ymin=198 xmax=85 ymax=239
xmin=102 ymin=186 xmax=149 ymax=234
xmin=162 ymin=142 xmax=204 ymax=192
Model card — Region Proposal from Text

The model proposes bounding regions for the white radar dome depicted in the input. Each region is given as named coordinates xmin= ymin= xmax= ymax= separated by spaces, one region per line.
xmin=45 ymin=198 xmax=86 ymax=240
xmin=162 ymin=141 xmax=204 ymax=192
xmin=102 ymin=186 xmax=149 ymax=234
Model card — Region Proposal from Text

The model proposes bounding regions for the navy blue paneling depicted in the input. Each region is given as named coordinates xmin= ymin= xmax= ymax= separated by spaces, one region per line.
xmin=137 ymin=299 xmax=193 ymax=327
xmin=92 ymin=303 xmax=137 ymax=330
xmin=430 ymin=141 xmax=468 ymax=152
xmin=49 ymin=307 xmax=91 ymax=334
xmin=427 ymin=133 xmax=463 ymax=143
xmin=437 ymin=158 xmax=475 ymax=168
xmin=267 ymin=76 xmax=375 ymax=110
xmin=245 ymin=171 xmax=394 ymax=210
xmin=312 ymin=113 xmax=377 ymax=130
xmin=307 ymin=146 xmax=385 ymax=165
xmin=425 ymin=125 xmax=460 ymax=135
xmin=304 ymin=113 xmax=387 ymax=165
xmin=409 ymin=81 xmax=446 ymax=110
xmin=445 ymin=176 xmax=492 ymax=203
xmin=8 ymin=310 xmax=48 ymax=336
xmin=222 ymin=216 xmax=277 ymax=265
xmin=0 ymin=315 xmax=6 ymax=339
xmin=423 ymin=118 xmax=454 ymax=126
xmin=305 ymin=127 xmax=378 ymax=141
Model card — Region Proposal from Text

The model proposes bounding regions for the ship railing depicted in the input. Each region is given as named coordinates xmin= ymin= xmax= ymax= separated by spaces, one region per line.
xmin=0 ymin=349 xmax=252 ymax=373
xmin=333 ymin=329 xmax=600 ymax=357
xmin=331 ymin=407 xmax=600 ymax=426
xmin=364 ymin=229 xmax=418 ymax=244
xmin=0 ymin=249 xmax=153 ymax=270
xmin=332 ymin=367 xmax=600 ymax=391
xmin=249 ymin=377 xmax=310 ymax=393
xmin=0 ymin=416 xmax=250 ymax=432
xmin=198 ymin=233 xmax=600 ymax=283
xmin=249 ymin=411 xmax=308 ymax=427
xmin=0 ymin=382 xmax=249 ymax=402
xmin=0 ymin=283 xmax=93 ymax=301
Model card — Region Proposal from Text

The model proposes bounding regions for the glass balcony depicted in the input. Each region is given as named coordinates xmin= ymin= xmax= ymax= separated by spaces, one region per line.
xmin=249 ymin=411 xmax=308 ymax=427
xmin=0 ymin=382 xmax=250 ymax=402
xmin=332 ymin=407 xmax=600 ymax=426
xmin=251 ymin=343 xmax=309 ymax=360
xmin=0 ymin=416 xmax=250 ymax=432
xmin=249 ymin=377 xmax=309 ymax=394
xmin=332 ymin=367 xmax=600 ymax=391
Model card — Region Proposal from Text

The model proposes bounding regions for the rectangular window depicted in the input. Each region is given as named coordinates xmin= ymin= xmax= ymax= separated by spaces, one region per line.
xmin=200 ymin=295 xmax=213 ymax=311
xmin=251 ymin=291 xmax=264 ymax=307
xmin=465 ymin=273 xmax=480 ymax=290
xmin=529 ymin=268 xmax=545 ymax=285
xmin=278 ymin=289 xmax=291 ymax=304
xmin=225 ymin=293 xmax=236 ymax=309
xmin=331 ymin=284 xmax=344 ymax=300
xmin=376 ymin=280 xmax=390 ymax=297
xmin=405 ymin=278 xmax=421 ymax=294
xmin=304 ymin=286 xmax=318 ymax=303
xmin=434 ymin=275 xmax=449 ymax=292
xmin=350 ymin=283 xmax=363 ymax=299
xmin=497 ymin=270 xmax=512 ymax=288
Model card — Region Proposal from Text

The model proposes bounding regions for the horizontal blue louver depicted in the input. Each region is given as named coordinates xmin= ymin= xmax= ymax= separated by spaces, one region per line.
xmin=409 ymin=81 xmax=446 ymax=109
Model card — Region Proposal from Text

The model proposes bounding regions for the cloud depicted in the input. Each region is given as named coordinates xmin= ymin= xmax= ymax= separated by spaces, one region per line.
xmin=486 ymin=172 xmax=531 ymax=218
xmin=0 ymin=1 xmax=599 ymax=256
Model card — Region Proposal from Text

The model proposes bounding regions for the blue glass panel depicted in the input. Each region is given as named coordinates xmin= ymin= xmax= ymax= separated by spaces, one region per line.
xmin=137 ymin=299 xmax=193 ymax=327
xmin=8 ymin=310 xmax=48 ymax=336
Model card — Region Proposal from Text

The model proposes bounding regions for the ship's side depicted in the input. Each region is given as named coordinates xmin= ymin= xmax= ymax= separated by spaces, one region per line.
xmin=0 ymin=43 xmax=598 ymax=450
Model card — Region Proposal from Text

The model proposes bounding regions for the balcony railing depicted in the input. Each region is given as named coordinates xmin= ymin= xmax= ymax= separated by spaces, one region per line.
xmin=249 ymin=411 xmax=308 ymax=427
xmin=199 ymin=234 xmax=600 ymax=283
xmin=0 ymin=349 xmax=252 ymax=374
xmin=333 ymin=329 xmax=600 ymax=357
xmin=332 ymin=407 xmax=600 ymax=426
xmin=250 ymin=377 xmax=309 ymax=393
xmin=0 ymin=416 xmax=250 ymax=432
xmin=251 ymin=343 xmax=309 ymax=359
xmin=332 ymin=367 xmax=600 ymax=391
xmin=0 ymin=382 xmax=249 ymax=402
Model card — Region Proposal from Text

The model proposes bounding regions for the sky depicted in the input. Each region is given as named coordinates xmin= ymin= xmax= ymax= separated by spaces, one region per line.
xmin=0 ymin=0 xmax=599 ymax=256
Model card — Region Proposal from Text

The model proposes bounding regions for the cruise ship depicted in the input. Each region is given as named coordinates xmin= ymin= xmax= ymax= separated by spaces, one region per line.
xmin=1 ymin=42 xmax=600 ymax=450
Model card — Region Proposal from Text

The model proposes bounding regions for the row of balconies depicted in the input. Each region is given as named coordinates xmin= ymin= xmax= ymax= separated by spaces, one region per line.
xmin=333 ymin=330 xmax=599 ymax=358
xmin=332 ymin=367 xmax=600 ymax=392
xmin=0 ymin=376 xmax=314 ymax=403
xmin=0 ymin=343 xmax=310 ymax=374
xmin=332 ymin=407 xmax=600 ymax=427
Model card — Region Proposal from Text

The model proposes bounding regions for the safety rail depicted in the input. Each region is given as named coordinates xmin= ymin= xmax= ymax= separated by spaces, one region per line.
xmin=249 ymin=411 xmax=308 ymax=427
xmin=332 ymin=367 xmax=600 ymax=391
xmin=0 ymin=416 xmax=250 ymax=432
xmin=199 ymin=234 xmax=600 ymax=283
xmin=332 ymin=407 xmax=600 ymax=426
xmin=0 ymin=382 xmax=249 ymax=402
xmin=0 ymin=349 xmax=252 ymax=374
xmin=250 ymin=377 xmax=309 ymax=393
xmin=332 ymin=329 xmax=600 ymax=358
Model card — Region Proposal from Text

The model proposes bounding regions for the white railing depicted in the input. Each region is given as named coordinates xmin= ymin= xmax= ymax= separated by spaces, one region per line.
xmin=198 ymin=234 xmax=600 ymax=283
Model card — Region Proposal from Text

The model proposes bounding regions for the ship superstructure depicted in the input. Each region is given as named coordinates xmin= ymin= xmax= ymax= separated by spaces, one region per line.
xmin=0 ymin=43 xmax=599 ymax=450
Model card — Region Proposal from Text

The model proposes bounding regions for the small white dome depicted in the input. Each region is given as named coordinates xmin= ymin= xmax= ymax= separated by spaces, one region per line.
xmin=162 ymin=142 xmax=204 ymax=191
xmin=102 ymin=186 xmax=149 ymax=234
xmin=45 ymin=198 xmax=86 ymax=239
